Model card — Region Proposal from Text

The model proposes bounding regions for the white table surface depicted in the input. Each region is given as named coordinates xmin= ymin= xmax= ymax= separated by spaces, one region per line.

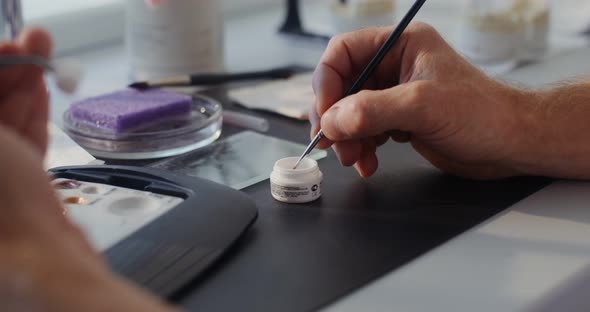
xmin=47 ymin=1 xmax=590 ymax=311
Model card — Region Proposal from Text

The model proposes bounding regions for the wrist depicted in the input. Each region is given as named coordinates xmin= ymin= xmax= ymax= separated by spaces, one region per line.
xmin=501 ymin=86 xmax=544 ymax=176
xmin=507 ymin=84 xmax=590 ymax=179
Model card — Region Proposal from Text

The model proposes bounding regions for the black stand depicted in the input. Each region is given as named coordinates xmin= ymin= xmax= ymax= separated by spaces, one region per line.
xmin=278 ymin=0 xmax=331 ymax=42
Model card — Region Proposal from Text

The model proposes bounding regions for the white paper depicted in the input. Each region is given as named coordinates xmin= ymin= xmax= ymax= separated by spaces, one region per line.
xmin=229 ymin=72 xmax=314 ymax=120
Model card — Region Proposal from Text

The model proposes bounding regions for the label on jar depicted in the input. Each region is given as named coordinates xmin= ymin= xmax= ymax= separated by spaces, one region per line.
xmin=271 ymin=182 xmax=321 ymax=203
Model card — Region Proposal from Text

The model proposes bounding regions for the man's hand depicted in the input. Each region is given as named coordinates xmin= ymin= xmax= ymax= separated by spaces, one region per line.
xmin=310 ymin=22 xmax=531 ymax=179
xmin=0 ymin=123 xmax=176 ymax=312
xmin=0 ymin=30 xmax=177 ymax=311
xmin=0 ymin=28 xmax=51 ymax=156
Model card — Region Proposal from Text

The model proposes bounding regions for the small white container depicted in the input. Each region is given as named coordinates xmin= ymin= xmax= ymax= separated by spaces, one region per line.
xmin=270 ymin=157 xmax=323 ymax=204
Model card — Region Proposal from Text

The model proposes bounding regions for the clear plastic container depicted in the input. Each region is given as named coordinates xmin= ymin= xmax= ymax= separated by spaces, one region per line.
xmin=329 ymin=0 xmax=396 ymax=34
xmin=63 ymin=94 xmax=222 ymax=160
xmin=459 ymin=0 xmax=550 ymax=73
xmin=459 ymin=0 xmax=526 ymax=73
xmin=518 ymin=0 xmax=550 ymax=61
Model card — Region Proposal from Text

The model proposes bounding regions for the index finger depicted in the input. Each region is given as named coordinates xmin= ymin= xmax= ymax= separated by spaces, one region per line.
xmin=312 ymin=22 xmax=438 ymax=118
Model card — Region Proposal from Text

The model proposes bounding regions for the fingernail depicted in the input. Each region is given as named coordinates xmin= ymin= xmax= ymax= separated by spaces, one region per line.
xmin=353 ymin=162 xmax=365 ymax=177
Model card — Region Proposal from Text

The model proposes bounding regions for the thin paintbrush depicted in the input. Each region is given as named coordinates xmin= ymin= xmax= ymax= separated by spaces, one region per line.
xmin=0 ymin=55 xmax=81 ymax=93
xmin=129 ymin=67 xmax=297 ymax=89
xmin=292 ymin=0 xmax=428 ymax=169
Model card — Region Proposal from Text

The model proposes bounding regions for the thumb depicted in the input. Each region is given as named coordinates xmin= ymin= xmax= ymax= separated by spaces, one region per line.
xmin=18 ymin=27 xmax=52 ymax=59
xmin=320 ymin=81 xmax=437 ymax=141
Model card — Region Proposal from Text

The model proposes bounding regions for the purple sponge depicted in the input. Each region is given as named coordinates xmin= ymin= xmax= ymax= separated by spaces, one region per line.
xmin=69 ymin=89 xmax=193 ymax=132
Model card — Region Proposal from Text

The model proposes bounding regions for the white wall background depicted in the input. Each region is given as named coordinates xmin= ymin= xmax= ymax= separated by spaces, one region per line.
xmin=22 ymin=0 xmax=284 ymax=55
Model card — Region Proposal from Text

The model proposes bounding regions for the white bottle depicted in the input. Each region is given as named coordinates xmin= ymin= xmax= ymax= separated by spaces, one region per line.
xmin=126 ymin=0 xmax=224 ymax=80
xmin=459 ymin=0 xmax=526 ymax=73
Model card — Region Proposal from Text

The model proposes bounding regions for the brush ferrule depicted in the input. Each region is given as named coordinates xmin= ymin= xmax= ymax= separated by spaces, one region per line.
xmin=293 ymin=130 xmax=324 ymax=169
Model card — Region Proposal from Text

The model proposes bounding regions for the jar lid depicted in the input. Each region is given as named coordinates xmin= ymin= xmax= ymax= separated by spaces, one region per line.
xmin=271 ymin=157 xmax=323 ymax=204
xmin=273 ymin=157 xmax=319 ymax=175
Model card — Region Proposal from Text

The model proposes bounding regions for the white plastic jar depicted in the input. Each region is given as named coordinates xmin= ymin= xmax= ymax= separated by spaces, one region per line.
xmin=126 ymin=0 xmax=224 ymax=80
xmin=270 ymin=157 xmax=323 ymax=204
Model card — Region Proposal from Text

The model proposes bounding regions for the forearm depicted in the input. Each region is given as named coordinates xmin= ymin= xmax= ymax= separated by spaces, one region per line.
xmin=511 ymin=80 xmax=590 ymax=179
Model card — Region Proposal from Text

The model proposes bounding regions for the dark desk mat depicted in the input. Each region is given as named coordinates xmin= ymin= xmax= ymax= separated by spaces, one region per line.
xmin=167 ymin=91 xmax=552 ymax=311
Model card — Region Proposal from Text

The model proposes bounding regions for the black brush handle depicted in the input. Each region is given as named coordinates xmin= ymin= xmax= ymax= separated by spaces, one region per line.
xmin=344 ymin=0 xmax=427 ymax=97
xmin=189 ymin=68 xmax=294 ymax=85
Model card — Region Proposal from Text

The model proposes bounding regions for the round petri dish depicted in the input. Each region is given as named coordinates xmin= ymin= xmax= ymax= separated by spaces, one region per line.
xmin=63 ymin=94 xmax=222 ymax=160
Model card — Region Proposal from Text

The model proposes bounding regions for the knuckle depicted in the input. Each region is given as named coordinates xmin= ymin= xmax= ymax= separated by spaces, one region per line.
xmin=327 ymin=33 xmax=349 ymax=50
xmin=347 ymin=92 xmax=373 ymax=136
xmin=408 ymin=81 xmax=430 ymax=104
xmin=405 ymin=81 xmax=436 ymax=121
xmin=409 ymin=22 xmax=437 ymax=36
xmin=407 ymin=22 xmax=443 ymax=45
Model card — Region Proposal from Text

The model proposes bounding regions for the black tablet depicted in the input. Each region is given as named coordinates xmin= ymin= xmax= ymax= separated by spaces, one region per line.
xmin=49 ymin=165 xmax=258 ymax=298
